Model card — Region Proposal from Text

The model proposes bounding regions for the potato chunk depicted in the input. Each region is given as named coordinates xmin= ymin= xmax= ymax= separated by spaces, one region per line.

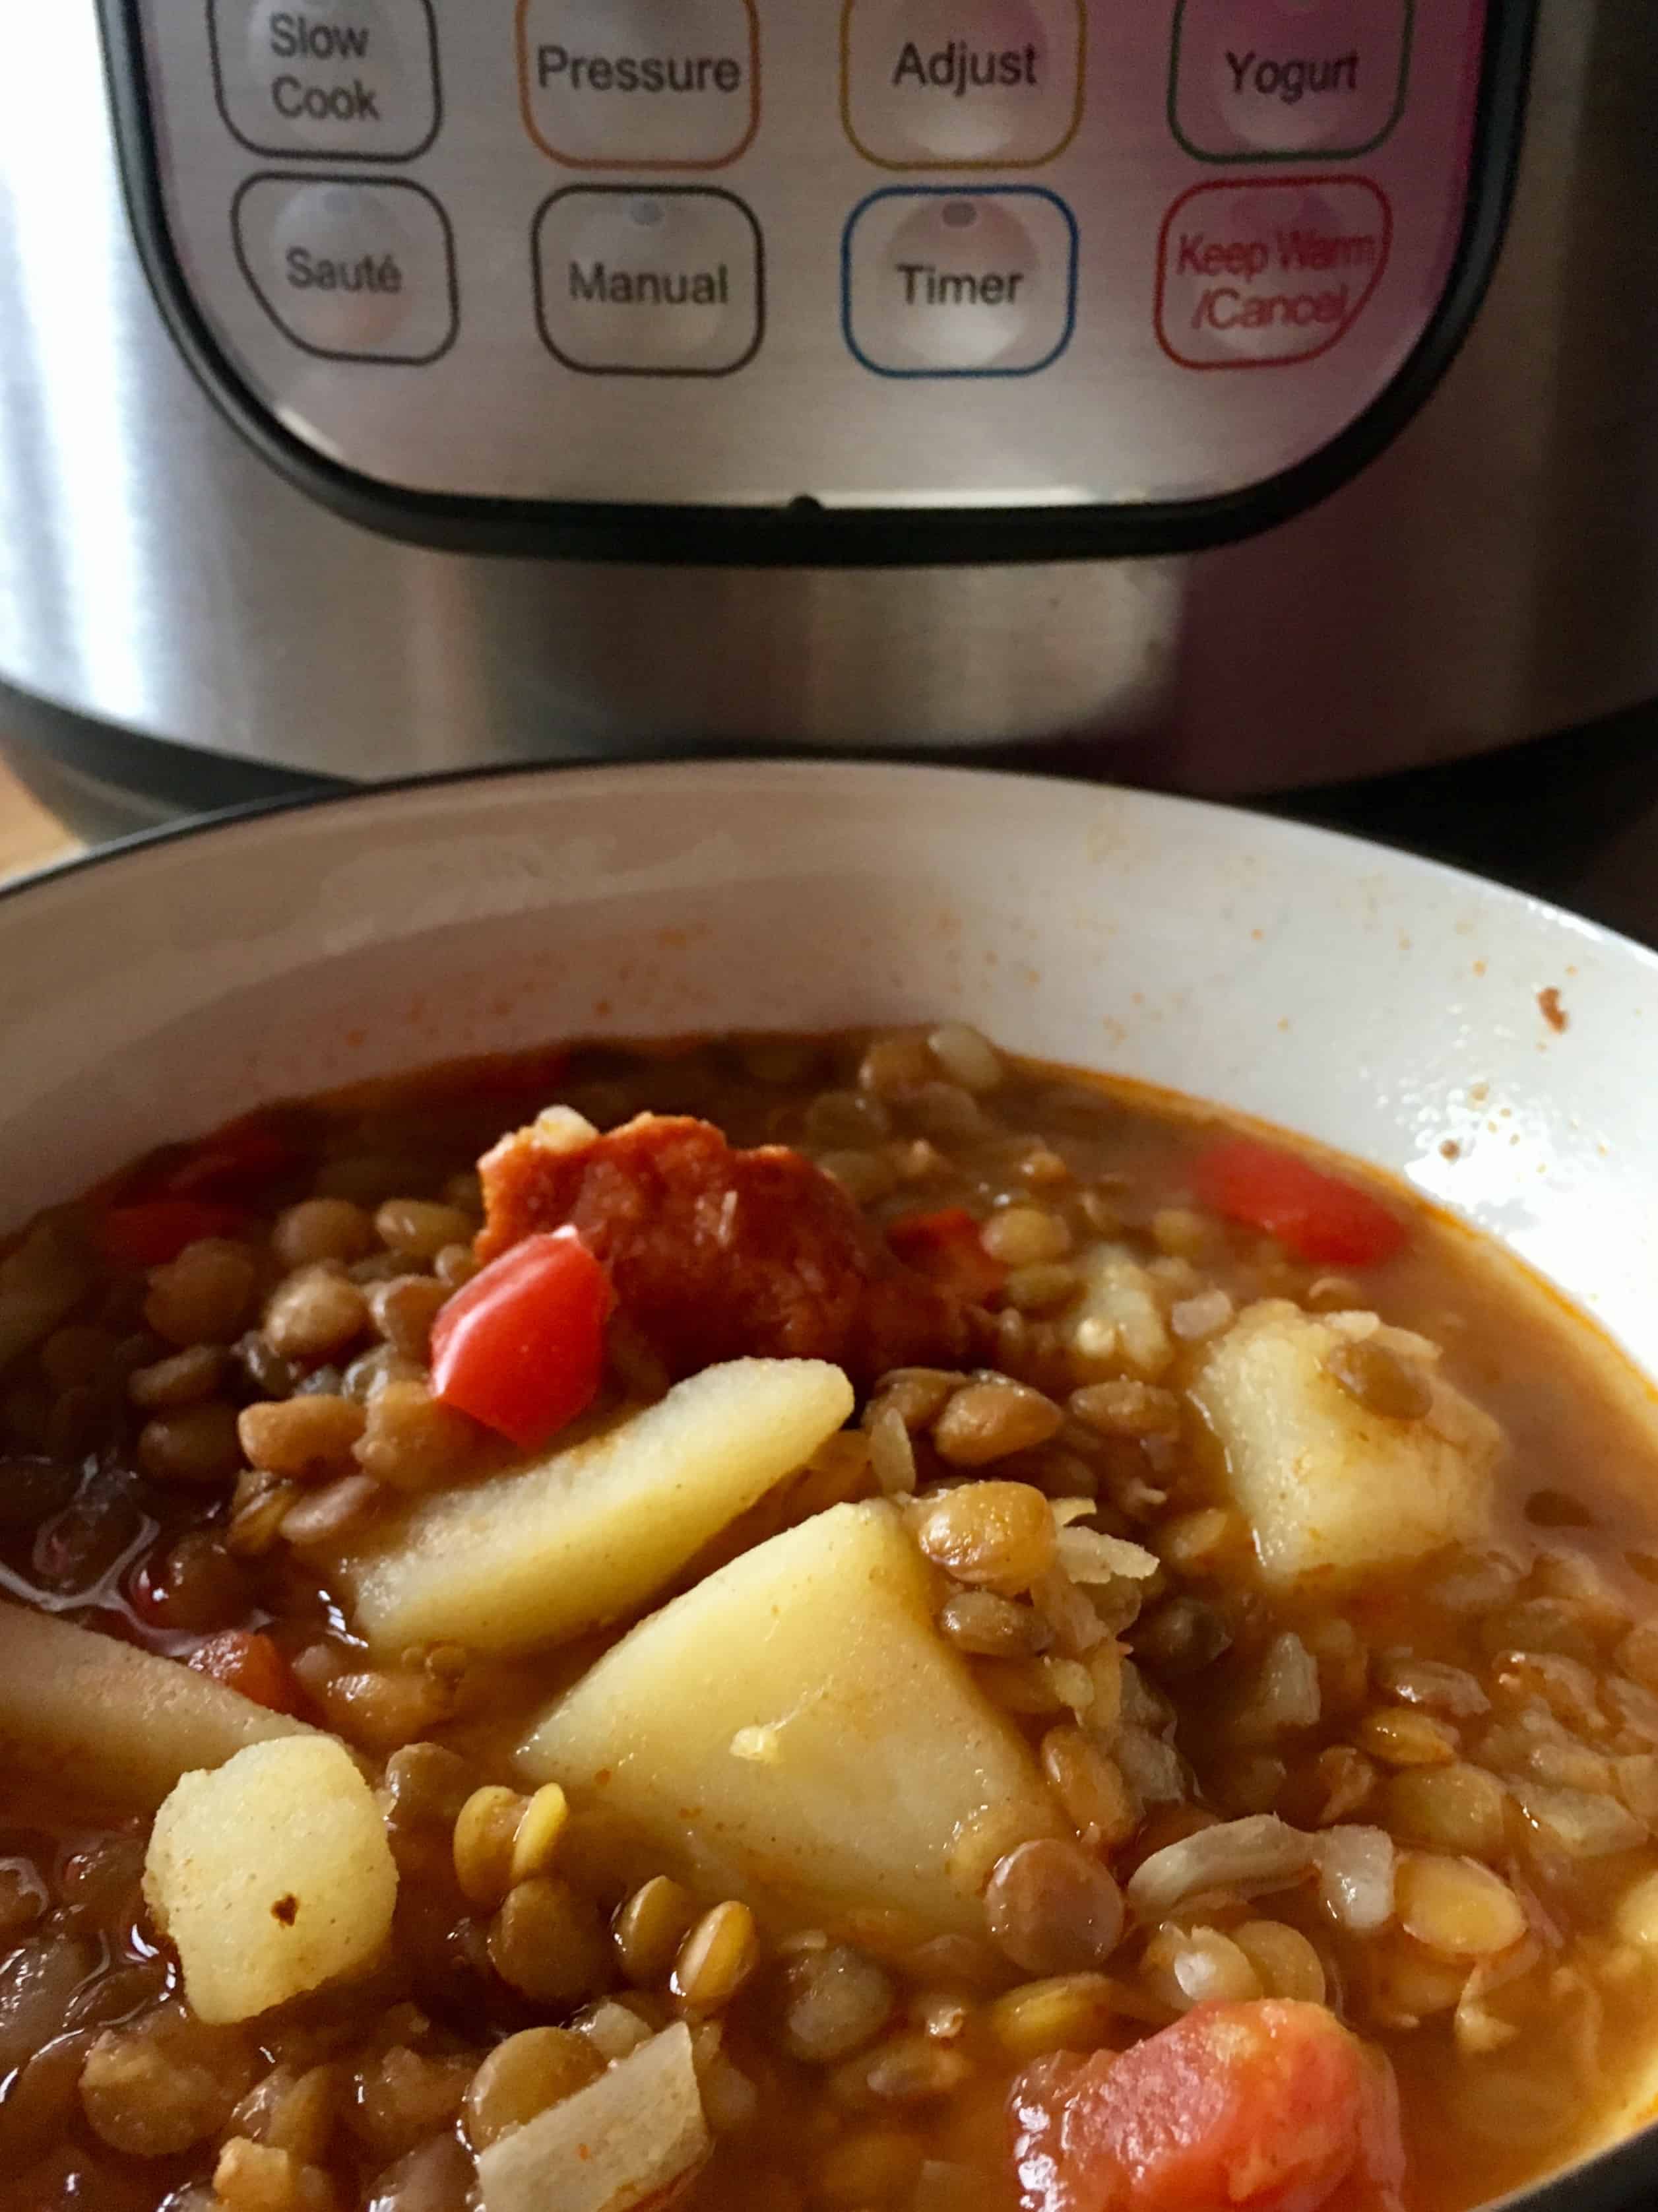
xmin=0 ymin=1604 xmax=310 ymax=1811
xmin=519 ymin=1500 xmax=1061 ymax=1936
xmin=477 ymin=2023 xmax=708 ymax=2212
xmin=143 ymin=1737 xmax=397 ymax=2023
xmin=339 ymin=1358 xmax=853 ymax=1656
xmin=1192 ymin=1302 xmax=1500 ymax=1586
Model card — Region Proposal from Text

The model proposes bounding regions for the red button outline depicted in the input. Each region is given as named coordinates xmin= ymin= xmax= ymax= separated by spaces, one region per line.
xmin=1154 ymin=173 xmax=1393 ymax=370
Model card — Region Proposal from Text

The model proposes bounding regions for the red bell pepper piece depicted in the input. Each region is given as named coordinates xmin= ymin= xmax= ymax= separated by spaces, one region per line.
xmin=161 ymin=1122 xmax=296 ymax=1201
xmin=886 ymin=1206 xmax=1008 ymax=1305
xmin=98 ymin=1199 xmax=251 ymax=1268
xmin=186 ymin=1630 xmax=303 ymax=1716
xmin=1190 ymin=1138 xmax=1407 ymax=1268
xmin=429 ymin=1227 xmax=615 ymax=1452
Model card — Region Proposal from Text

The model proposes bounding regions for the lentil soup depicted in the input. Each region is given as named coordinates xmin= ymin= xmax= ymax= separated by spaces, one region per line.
xmin=3 ymin=1027 xmax=1658 ymax=2212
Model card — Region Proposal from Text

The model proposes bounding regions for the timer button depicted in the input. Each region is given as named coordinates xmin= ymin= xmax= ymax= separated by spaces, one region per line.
xmin=534 ymin=187 xmax=763 ymax=374
xmin=844 ymin=188 xmax=1076 ymax=375
xmin=519 ymin=0 xmax=760 ymax=169
xmin=1170 ymin=0 xmax=1411 ymax=162
xmin=233 ymin=176 xmax=458 ymax=360
xmin=210 ymin=0 xmax=440 ymax=160
xmin=844 ymin=0 xmax=1084 ymax=168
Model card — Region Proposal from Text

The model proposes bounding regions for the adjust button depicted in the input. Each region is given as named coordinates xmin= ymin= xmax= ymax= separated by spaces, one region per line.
xmin=1170 ymin=0 xmax=1411 ymax=162
xmin=844 ymin=187 xmax=1076 ymax=375
xmin=210 ymin=0 xmax=440 ymax=160
xmin=534 ymin=188 xmax=763 ymax=374
xmin=519 ymin=0 xmax=760 ymax=169
xmin=844 ymin=0 xmax=1084 ymax=169
xmin=234 ymin=176 xmax=458 ymax=360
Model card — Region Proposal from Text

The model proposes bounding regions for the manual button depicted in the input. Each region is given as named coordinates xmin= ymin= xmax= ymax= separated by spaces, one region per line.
xmin=210 ymin=0 xmax=440 ymax=160
xmin=844 ymin=0 xmax=1083 ymax=169
xmin=534 ymin=188 xmax=763 ymax=374
xmin=233 ymin=176 xmax=457 ymax=360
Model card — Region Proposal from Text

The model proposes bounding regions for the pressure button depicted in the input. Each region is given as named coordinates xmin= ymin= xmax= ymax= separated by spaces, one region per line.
xmin=210 ymin=0 xmax=440 ymax=160
xmin=844 ymin=0 xmax=1084 ymax=168
xmin=844 ymin=189 xmax=1076 ymax=375
xmin=519 ymin=0 xmax=760 ymax=168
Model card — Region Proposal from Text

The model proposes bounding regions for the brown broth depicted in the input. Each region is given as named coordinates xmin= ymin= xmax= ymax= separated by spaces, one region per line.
xmin=2 ymin=1029 xmax=1658 ymax=2212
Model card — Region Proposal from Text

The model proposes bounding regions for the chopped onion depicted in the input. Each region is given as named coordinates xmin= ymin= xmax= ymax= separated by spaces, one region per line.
xmin=1316 ymin=1826 xmax=1397 ymax=1933
xmin=1513 ymin=1782 xmax=1647 ymax=1858
xmin=1057 ymin=1528 xmax=1160 ymax=1585
xmin=1113 ymin=1724 xmax=1187 ymax=1807
xmin=1237 ymin=1632 xmax=1322 ymax=1741
xmin=1126 ymin=1815 xmax=1316 ymax=1919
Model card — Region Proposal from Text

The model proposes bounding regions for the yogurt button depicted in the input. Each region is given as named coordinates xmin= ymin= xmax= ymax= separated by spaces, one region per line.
xmin=845 ymin=0 xmax=1083 ymax=168
xmin=234 ymin=176 xmax=457 ymax=360
xmin=1171 ymin=0 xmax=1410 ymax=160
xmin=534 ymin=189 xmax=763 ymax=373
xmin=212 ymin=0 xmax=440 ymax=160
xmin=845 ymin=189 xmax=1076 ymax=375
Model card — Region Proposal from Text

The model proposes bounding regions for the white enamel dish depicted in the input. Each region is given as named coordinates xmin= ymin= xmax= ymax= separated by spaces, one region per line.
xmin=1 ymin=760 xmax=1656 ymax=2207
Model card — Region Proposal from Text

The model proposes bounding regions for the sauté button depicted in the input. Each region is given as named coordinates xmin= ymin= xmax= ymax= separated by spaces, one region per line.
xmin=534 ymin=188 xmax=763 ymax=374
xmin=844 ymin=187 xmax=1076 ymax=375
xmin=519 ymin=0 xmax=760 ymax=169
xmin=1155 ymin=177 xmax=1391 ymax=367
xmin=234 ymin=176 xmax=458 ymax=360
xmin=1170 ymin=0 xmax=1411 ymax=162
xmin=210 ymin=0 xmax=440 ymax=160
xmin=843 ymin=0 xmax=1084 ymax=168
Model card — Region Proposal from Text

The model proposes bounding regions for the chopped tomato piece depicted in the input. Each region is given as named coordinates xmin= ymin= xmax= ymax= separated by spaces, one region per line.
xmin=98 ymin=1199 xmax=251 ymax=1268
xmin=1011 ymin=2000 xmax=1406 ymax=2212
xmin=186 ymin=1630 xmax=303 ymax=1716
xmin=160 ymin=1122 xmax=296 ymax=1202
xmin=430 ymin=1227 xmax=615 ymax=1452
xmin=885 ymin=1207 xmax=1008 ymax=1306
xmin=1190 ymin=1140 xmax=1407 ymax=1268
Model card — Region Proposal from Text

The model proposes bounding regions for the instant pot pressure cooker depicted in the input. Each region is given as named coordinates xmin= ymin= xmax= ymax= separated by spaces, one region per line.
xmin=0 ymin=1 xmax=1653 ymax=801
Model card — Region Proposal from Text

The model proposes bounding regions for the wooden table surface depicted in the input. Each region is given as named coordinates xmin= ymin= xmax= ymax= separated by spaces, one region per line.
xmin=0 ymin=754 xmax=83 ymax=884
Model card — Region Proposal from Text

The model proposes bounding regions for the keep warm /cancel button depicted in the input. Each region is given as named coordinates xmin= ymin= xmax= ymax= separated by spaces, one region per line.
xmin=534 ymin=188 xmax=763 ymax=374
xmin=1155 ymin=176 xmax=1391 ymax=368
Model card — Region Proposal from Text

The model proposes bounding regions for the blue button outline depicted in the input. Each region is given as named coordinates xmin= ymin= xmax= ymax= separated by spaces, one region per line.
xmin=842 ymin=184 xmax=1079 ymax=378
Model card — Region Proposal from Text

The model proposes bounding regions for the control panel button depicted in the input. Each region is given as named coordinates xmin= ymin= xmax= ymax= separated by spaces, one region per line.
xmin=210 ymin=0 xmax=440 ymax=160
xmin=534 ymin=188 xmax=763 ymax=374
xmin=519 ymin=0 xmax=759 ymax=169
xmin=844 ymin=187 xmax=1075 ymax=375
xmin=843 ymin=0 xmax=1084 ymax=168
xmin=1170 ymin=0 xmax=1411 ymax=162
xmin=1155 ymin=177 xmax=1391 ymax=367
xmin=233 ymin=176 xmax=458 ymax=360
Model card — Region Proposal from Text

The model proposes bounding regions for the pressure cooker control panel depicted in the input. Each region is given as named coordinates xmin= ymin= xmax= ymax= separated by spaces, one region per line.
xmin=119 ymin=0 xmax=1500 ymax=519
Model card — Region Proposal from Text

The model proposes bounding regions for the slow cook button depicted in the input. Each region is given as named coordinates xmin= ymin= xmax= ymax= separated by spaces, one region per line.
xmin=844 ymin=188 xmax=1076 ymax=375
xmin=233 ymin=176 xmax=458 ymax=360
xmin=534 ymin=189 xmax=763 ymax=374
xmin=1155 ymin=177 xmax=1392 ymax=368
xmin=210 ymin=0 xmax=440 ymax=160
xmin=519 ymin=0 xmax=759 ymax=169
xmin=843 ymin=0 xmax=1084 ymax=169
xmin=1170 ymin=0 xmax=1411 ymax=161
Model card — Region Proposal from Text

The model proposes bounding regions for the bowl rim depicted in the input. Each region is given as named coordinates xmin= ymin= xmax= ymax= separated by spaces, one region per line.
xmin=5 ymin=753 xmax=1655 ymax=993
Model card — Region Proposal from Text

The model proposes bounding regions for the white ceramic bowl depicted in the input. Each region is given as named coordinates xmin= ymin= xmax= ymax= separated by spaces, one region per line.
xmin=2 ymin=759 xmax=1656 ymax=2206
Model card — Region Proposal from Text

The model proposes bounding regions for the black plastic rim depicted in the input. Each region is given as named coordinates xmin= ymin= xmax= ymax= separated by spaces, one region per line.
xmin=96 ymin=0 xmax=1537 ymax=569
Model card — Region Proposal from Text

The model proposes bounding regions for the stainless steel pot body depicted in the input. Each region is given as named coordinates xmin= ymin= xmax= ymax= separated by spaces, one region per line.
xmin=0 ymin=0 xmax=1652 ymax=793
